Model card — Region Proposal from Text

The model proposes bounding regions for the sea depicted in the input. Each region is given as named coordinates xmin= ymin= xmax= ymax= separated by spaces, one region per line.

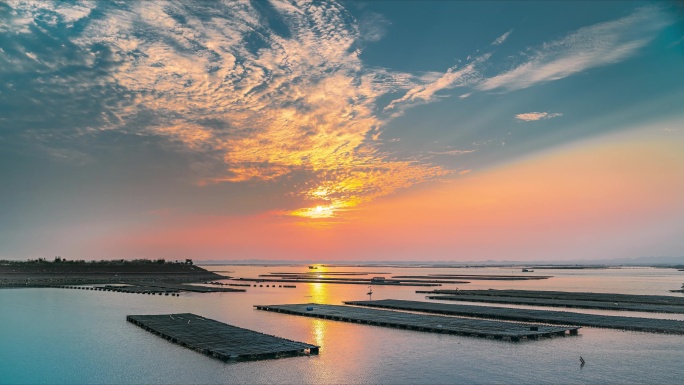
xmin=1 ymin=266 xmax=683 ymax=384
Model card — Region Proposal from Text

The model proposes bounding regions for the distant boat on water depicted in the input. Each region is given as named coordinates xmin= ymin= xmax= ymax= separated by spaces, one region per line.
xmin=522 ymin=268 xmax=534 ymax=272
xmin=308 ymin=266 xmax=318 ymax=270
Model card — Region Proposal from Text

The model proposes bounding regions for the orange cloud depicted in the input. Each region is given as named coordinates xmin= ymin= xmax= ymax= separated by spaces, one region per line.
xmin=73 ymin=1 xmax=446 ymax=217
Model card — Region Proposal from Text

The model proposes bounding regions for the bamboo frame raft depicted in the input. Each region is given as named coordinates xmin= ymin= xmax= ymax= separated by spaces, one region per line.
xmin=127 ymin=313 xmax=319 ymax=361
xmin=345 ymin=299 xmax=684 ymax=334
xmin=255 ymin=303 xmax=579 ymax=342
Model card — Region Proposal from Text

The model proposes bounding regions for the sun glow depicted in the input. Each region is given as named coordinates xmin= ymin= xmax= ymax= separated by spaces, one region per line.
xmin=291 ymin=204 xmax=338 ymax=219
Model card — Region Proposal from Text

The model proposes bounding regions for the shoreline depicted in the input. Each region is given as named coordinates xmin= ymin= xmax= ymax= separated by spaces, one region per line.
xmin=0 ymin=261 xmax=225 ymax=288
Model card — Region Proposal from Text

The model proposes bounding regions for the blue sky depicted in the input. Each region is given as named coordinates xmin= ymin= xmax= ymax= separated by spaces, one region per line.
xmin=0 ymin=1 xmax=683 ymax=260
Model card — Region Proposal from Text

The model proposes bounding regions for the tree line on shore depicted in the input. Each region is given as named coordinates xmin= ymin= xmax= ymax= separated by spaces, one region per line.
xmin=0 ymin=257 xmax=194 ymax=265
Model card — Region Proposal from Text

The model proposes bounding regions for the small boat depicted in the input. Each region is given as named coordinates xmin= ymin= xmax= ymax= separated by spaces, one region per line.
xmin=308 ymin=266 xmax=318 ymax=269
xmin=522 ymin=268 xmax=534 ymax=272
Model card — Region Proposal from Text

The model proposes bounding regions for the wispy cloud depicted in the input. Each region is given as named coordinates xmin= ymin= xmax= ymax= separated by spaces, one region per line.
xmin=428 ymin=149 xmax=476 ymax=156
xmin=358 ymin=12 xmax=390 ymax=42
xmin=384 ymin=53 xmax=490 ymax=114
xmin=492 ymin=29 xmax=512 ymax=45
xmin=515 ymin=112 xmax=563 ymax=122
xmin=383 ymin=6 xmax=671 ymax=115
xmin=478 ymin=7 xmax=671 ymax=92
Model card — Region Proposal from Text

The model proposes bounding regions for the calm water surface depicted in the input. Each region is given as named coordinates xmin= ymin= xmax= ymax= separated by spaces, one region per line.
xmin=1 ymin=266 xmax=683 ymax=384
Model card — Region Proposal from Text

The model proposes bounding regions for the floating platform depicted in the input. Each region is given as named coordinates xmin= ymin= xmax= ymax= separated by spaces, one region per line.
xmin=395 ymin=274 xmax=551 ymax=281
xmin=345 ymin=299 xmax=684 ymax=334
xmin=127 ymin=313 xmax=318 ymax=361
xmin=416 ymin=289 xmax=684 ymax=306
xmin=422 ymin=294 xmax=684 ymax=314
xmin=60 ymin=283 xmax=245 ymax=294
xmin=255 ymin=303 xmax=579 ymax=342
xmin=144 ymin=283 xmax=245 ymax=293
xmin=103 ymin=285 xmax=178 ymax=294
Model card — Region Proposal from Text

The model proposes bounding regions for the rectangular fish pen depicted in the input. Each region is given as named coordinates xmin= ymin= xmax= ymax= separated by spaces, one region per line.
xmin=255 ymin=304 xmax=579 ymax=342
xmin=127 ymin=313 xmax=319 ymax=361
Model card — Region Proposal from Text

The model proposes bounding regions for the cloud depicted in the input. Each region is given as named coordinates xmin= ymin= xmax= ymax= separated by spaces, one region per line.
xmin=1 ymin=2 xmax=674 ymax=219
xmin=515 ymin=112 xmax=563 ymax=122
xmin=479 ymin=7 xmax=672 ymax=92
xmin=382 ymin=6 xmax=672 ymax=115
xmin=2 ymin=0 xmax=447 ymax=218
xmin=428 ymin=149 xmax=476 ymax=156
xmin=384 ymin=53 xmax=490 ymax=113
xmin=492 ymin=29 xmax=512 ymax=45
xmin=358 ymin=12 xmax=390 ymax=42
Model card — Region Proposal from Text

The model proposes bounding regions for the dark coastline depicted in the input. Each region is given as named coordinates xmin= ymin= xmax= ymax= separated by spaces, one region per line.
xmin=0 ymin=259 xmax=224 ymax=288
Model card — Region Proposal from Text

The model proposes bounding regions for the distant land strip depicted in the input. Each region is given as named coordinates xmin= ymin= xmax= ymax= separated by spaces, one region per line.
xmin=236 ymin=277 xmax=443 ymax=286
xmin=0 ymin=260 xmax=224 ymax=288
xmin=254 ymin=276 xmax=468 ymax=284
xmin=266 ymin=272 xmax=391 ymax=276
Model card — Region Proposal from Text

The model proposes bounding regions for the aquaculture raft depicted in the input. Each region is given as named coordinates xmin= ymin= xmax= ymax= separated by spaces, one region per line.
xmin=416 ymin=289 xmax=684 ymax=306
xmin=421 ymin=294 xmax=684 ymax=314
xmin=345 ymin=299 xmax=684 ymax=334
xmin=127 ymin=313 xmax=319 ymax=361
xmin=255 ymin=304 xmax=579 ymax=342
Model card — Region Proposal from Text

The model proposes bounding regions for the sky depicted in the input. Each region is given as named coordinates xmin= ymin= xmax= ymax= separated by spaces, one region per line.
xmin=1 ymin=0 xmax=683 ymax=262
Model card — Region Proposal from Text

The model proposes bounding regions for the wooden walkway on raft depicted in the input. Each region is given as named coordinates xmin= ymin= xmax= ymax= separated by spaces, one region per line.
xmin=127 ymin=313 xmax=318 ymax=362
xmin=345 ymin=299 xmax=684 ymax=334
xmin=255 ymin=304 xmax=579 ymax=342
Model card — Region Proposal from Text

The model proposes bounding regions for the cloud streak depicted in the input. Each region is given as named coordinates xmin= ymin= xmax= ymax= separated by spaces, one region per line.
xmin=492 ymin=29 xmax=512 ymax=45
xmin=384 ymin=53 xmax=490 ymax=114
xmin=383 ymin=6 xmax=670 ymax=115
xmin=478 ymin=7 xmax=671 ymax=92
xmin=515 ymin=112 xmax=563 ymax=122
